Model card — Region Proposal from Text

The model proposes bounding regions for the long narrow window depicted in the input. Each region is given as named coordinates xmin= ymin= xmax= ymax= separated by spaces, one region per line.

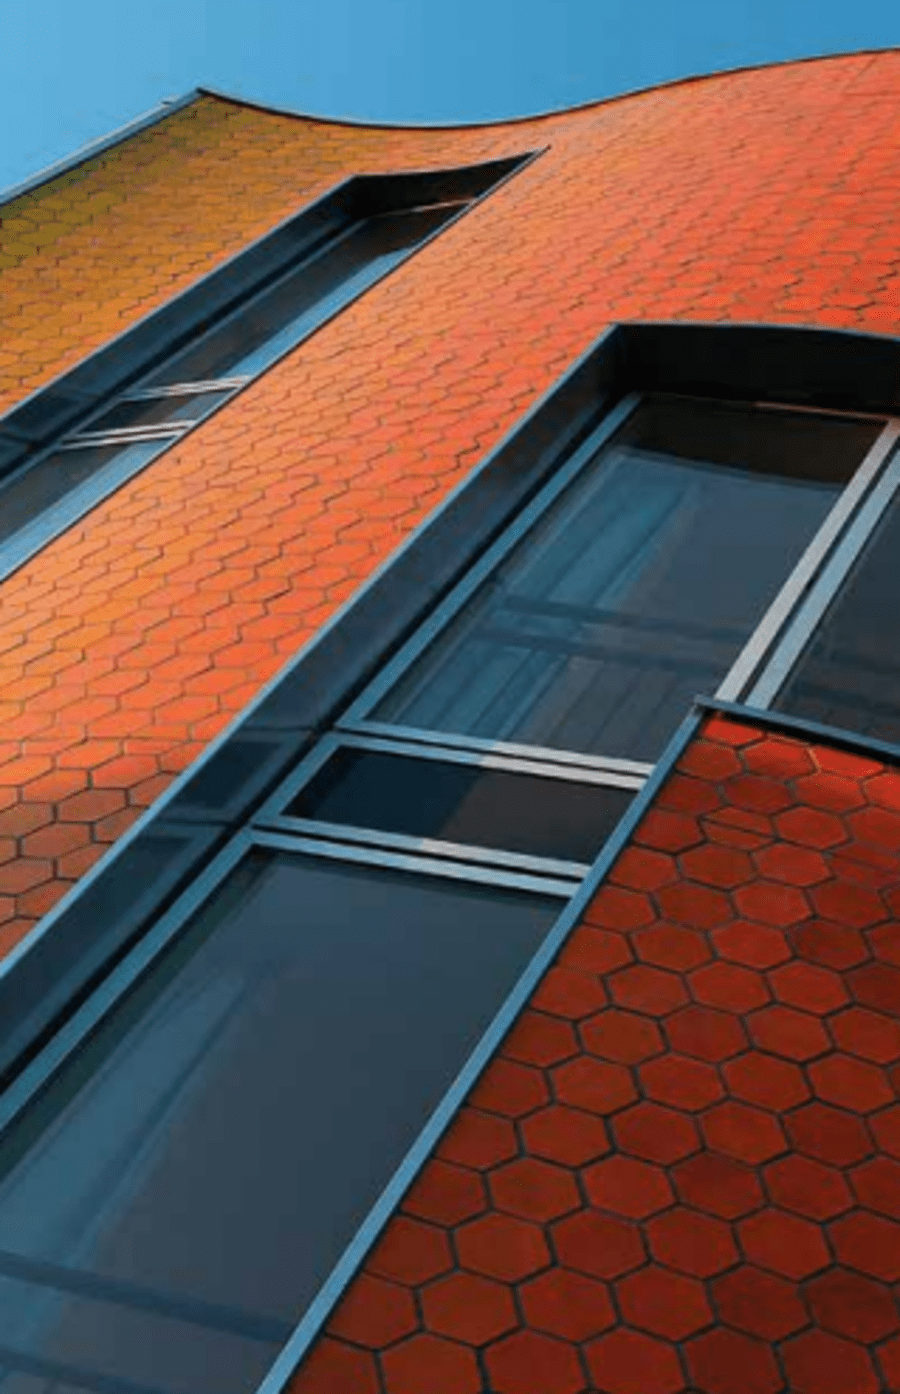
xmin=348 ymin=396 xmax=884 ymax=764
xmin=0 ymin=165 xmax=523 ymax=580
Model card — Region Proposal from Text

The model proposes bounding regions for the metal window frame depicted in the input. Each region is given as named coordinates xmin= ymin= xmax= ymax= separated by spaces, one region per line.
xmin=341 ymin=390 xmax=900 ymax=768
xmin=0 ymin=704 xmax=700 ymax=1394
xmin=0 ymin=153 xmax=539 ymax=585
xmin=252 ymin=729 xmax=644 ymax=883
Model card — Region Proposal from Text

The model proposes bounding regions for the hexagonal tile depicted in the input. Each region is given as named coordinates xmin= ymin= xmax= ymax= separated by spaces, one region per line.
xmin=733 ymin=880 xmax=811 ymax=927
xmin=657 ymin=881 xmax=733 ymax=929
xmin=421 ymin=1271 xmax=517 ymax=1345
xmin=469 ymin=1059 xmax=550 ymax=1118
xmin=665 ymin=1004 xmax=747 ymax=1061
xmin=530 ymin=966 xmax=608 ymax=1021
xmin=780 ymin=1329 xmax=880 ymax=1394
xmin=551 ymin=1207 xmax=646 ymax=1279
xmin=633 ymin=923 xmax=711 ymax=971
xmin=456 ymin=1213 xmax=550 ymax=1282
xmin=616 ymin=1263 xmax=712 ymax=1340
xmin=795 ymin=771 xmax=865 ymax=813
xmin=701 ymin=1101 xmax=787 ymax=1165
xmin=748 ymin=1004 xmax=830 ymax=1061
xmin=712 ymin=1265 xmax=807 ymax=1341
xmin=677 ymin=739 xmax=742 ymax=781
xmin=502 ymin=1010 xmax=579 ymax=1067
xmin=672 ymin=1150 xmax=763 ymax=1218
xmin=689 ymin=961 xmax=769 ymax=1012
xmin=850 ymin=1155 xmax=900 ymax=1215
xmin=806 ymin=1266 xmax=898 ymax=1342
xmin=811 ymin=880 xmax=887 ymax=931
xmin=489 ymin=1157 xmax=580 ymax=1223
xmin=582 ymin=1154 xmax=674 ymax=1219
xmin=437 ymin=1107 xmax=519 ymax=1170
xmin=613 ymin=1101 xmax=700 ymax=1164
xmin=647 ymin=1206 xmax=737 ymax=1276
xmin=520 ymin=1103 xmax=610 ymax=1167
xmin=790 ymin=918 xmax=870 ymax=970
xmin=609 ymin=963 xmax=689 ymax=1016
xmin=585 ymin=1328 xmax=685 ymax=1394
xmin=381 ymin=1333 xmax=481 ymax=1394
xmin=786 ymin=1102 xmax=873 ymax=1167
xmin=633 ymin=807 xmax=703 ymax=854
xmin=738 ymin=1208 xmax=829 ymax=1278
xmin=776 ymin=807 xmax=847 ymax=850
xmin=611 ymin=845 xmax=678 ymax=892
xmin=639 ymin=1052 xmax=724 ymax=1110
xmin=290 ymin=1337 xmax=379 ymax=1394
xmin=712 ymin=920 xmax=791 ymax=969
xmin=808 ymin=1054 xmax=893 ymax=1112
xmin=849 ymin=962 xmax=900 ymax=1015
xmin=581 ymin=1007 xmax=664 ymax=1063
xmin=685 ymin=1327 xmax=781 ymax=1394
xmin=327 ymin=1273 xmax=418 ymax=1347
xmin=723 ymin=1050 xmax=809 ymax=1110
xmin=366 ymin=1216 xmax=453 ymax=1286
xmin=763 ymin=1153 xmax=852 ymax=1220
xmin=769 ymin=960 xmax=849 ymax=1013
xmin=558 ymin=924 xmax=632 ymax=976
xmin=829 ymin=1208 xmax=900 ymax=1280
xmin=518 ymin=1267 xmax=615 ymax=1342
xmin=552 ymin=1056 xmax=637 ymax=1115
xmin=680 ymin=843 xmax=753 ymax=889
xmin=401 ymin=1160 xmax=486 ymax=1227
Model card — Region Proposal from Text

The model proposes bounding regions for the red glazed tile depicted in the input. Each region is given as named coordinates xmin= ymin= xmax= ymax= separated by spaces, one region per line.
xmin=530 ymin=966 xmax=608 ymax=1021
xmin=437 ymin=1106 xmax=518 ymax=1172
xmin=850 ymin=963 xmax=900 ymax=1015
xmin=723 ymin=1051 xmax=809 ymax=1111
xmin=366 ymin=1216 xmax=453 ymax=1286
xmin=616 ymin=1263 xmax=712 ymax=1339
xmin=611 ymin=845 xmax=678 ymax=892
xmin=469 ymin=1059 xmax=550 ymax=1118
xmin=738 ymin=1207 xmax=829 ymax=1278
xmin=712 ymin=920 xmax=791 ymax=969
xmin=585 ymin=1328 xmax=685 ymax=1394
xmin=806 ymin=1266 xmax=898 ymax=1342
xmin=829 ymin=1210 xmax=900 ymax=1280
xmin=657 ymin=772 xmax=723 ymax=817
xmin=847 ymin=806 xmax=900 ymax=853
xmin=748 ymin=1005 xmax=829 ymax=1061
xmin=609 ymin=964 xmax=689 ymax=1016
xmin=879 ymin=1333 xmax=900 ymax=1392
xmin=851 ymin=1156 xmax=900 ymax=1216
xmin=401 ymin=1159 xmax=486 ymax=1227
xmin=865 ymin=771 xmax=900 ymax=811
xmin=780 ymin=1330 xmax=880 ymax=1394
xmin=701 ymin=1101 xmax=787 ymax=1165
xmin=725 ymin=774 xmax=793 ymax=815
xmin=680 ymin=844 xmax=753 ymax=889
xmin=833 ymin=843 xmax=900 ymax=891
xmin=519 ymin=1267 xmax=615 ymax=1341
xmin=672 ymin=1151 xmax=763 ymax=1219
xmin=815 ymin=747 xmax=882 ymax=780
xmin=632 ymin=923 xmax=711 ymax=971
xmin=733 ymin=880 xmax=811 ymax=927
xmin=647 ymin=1206 xmax=738 ymax=1276
xmin=289 ymin=1336 xmax=380 ymax=1394
xmin=665 ymin=1005 xmax=747 ymax=1061
xmin=754 ymin=842 xmax=829 ymax=886
xmin=677 ymin=739 xmax=742 ymax=781
xmin=484 ymin=1329 xmax=585 ymax=1394
xmin=582 ymin=1154 xmax=674 ymax=1219
xmin=582 ymin=884 xmax=654 ymax=932
xmin=689 ymin=962 xmax=769 ymax=1013
xmin=812 ymin=880 xmax=887 ymax=931
xmin=795 ymin=771 xmax=865 ymax=813
xmin=702 ymin=717 xmax=762 ymax=748
xmin=552 ymin=1056 xmax=637 ymax=1115
xmin=489 ymin=1157 xmax=580 ymax=1223
xmin=581 ymin=1008 xmax=664 ymax=1063
xmin=551 ymin=1209 xmax=646 ymax=1279
xmin=713 ymin=1265 xmax=807 ymax=1340
xmin=381 ymin=1333 xmax=481 ymax=1394
xmin=420 ymin=1271 xmax=517 ymax=1345
xmin=769 ymin=960 xmax=849 ymax=1014
xmin=742 ymin=736 xmax=814 ymax=780
xmin=763 ymin=1154 xmax=852 ymax=1220
xmin=685 ymin=1327 xmax=781 ymax=1394
xmin=786 ymin=1102 xmax=873 ymax=1167
xmin=456 ymin=1213 xmax=550 ymax=1282
xmin=634 ymin=808 xmax=703 ymax=854
xmin=656 ymin=881 xmax=733 ymax=930
xmin=613 ymin=1101 xmax=700 ymax=1164
xmin=327 ymin=1273 xmax=418 ymax=1347
xmin=520 ymin=1103 xmax=610 ymax=1167
xmin=640 ymin=1053 xmax=723 ymax=1111
xmin=790 ymin=918 xmax=870 ymax=970
xmin=558 ymin=924 xmax=632 ymax=976
xmin=809 ymin=1054 xmax=893 ymax=1112
xmin=870 ymin=922 xmax=900 ymax=966
xmin=776 ymin=807 xmax=847 ymax=850
xmin=502 ymin=1010 xmax=579 ymax=1067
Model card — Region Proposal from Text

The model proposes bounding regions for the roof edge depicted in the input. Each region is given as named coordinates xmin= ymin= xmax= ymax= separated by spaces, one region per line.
xmin=0 ymin=90 xmax=203 ymax=211
xmin=196 ymin=43 xmax=900 ymax=131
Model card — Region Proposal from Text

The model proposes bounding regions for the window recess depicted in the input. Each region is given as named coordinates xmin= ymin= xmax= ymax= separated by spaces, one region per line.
xmin=0 ymin=158 xmax=529 ymax=583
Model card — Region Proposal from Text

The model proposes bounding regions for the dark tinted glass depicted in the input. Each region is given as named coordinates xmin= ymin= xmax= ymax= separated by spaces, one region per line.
xmin=144 ymin=205 xmax=458 ymax=388
xmin=373 ymin=399 xmax=877 ymax=761
xmin=0 ymin=441 xmax=164 ymax=546
xmin=774 ymin=490 xmax=900 ymax=743
xmin=289 ymin=747 xmax=634 ymax=863
xmin=82 ymin=390 xmax=232 ymax=434
xmin=0 ymin=851 xmax=558 ymax=1394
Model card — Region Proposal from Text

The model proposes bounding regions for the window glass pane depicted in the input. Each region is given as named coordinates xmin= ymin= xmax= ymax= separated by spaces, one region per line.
xmin=0 ymin=440 xmax=166 ymax=547
xmin=0 ymin=850 xmax=558 ymax=1394
xmin=81 ymin=390 xmax=232 ymax=434
xmin=373 ymin=399 xmax=878 ymax=762
xmin=773 ymin=486 xmax=900 ymax=743
xmin=289 ymin=747 xmax=634 ymax=863
xmin=144 ymin=205 xmax=458 ymax=388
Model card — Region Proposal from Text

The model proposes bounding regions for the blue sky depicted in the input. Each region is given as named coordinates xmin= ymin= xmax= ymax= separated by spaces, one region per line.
xmin=2 ymin=0 xmax=899 ymax=197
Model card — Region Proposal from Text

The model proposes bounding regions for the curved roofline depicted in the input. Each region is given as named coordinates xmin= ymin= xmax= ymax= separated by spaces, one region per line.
xmin=2 ymin=44 xmax=897 ymax=211
xmin=197 ymin=43 xmax=899 ymax=130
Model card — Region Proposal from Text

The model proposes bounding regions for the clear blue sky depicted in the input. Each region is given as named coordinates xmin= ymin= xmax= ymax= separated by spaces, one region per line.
xmin=2 ymin=0 xmax=899 ymax=197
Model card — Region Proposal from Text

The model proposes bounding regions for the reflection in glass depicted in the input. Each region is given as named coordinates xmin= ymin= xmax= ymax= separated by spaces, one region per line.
xmin=373 ymin=399 xmax=879 ymax=761
xmin=0 ymin=440 xmax=166 ymax=547
xmin=81 ymin=390 xmax=233 ymax=435
xmin=290 ymin=747 xmax=633 ymax=863
xmin=0 ymin=851 xmax=558 ymax=1394
xmin=774 ymin=488 xmax=900 ymax=744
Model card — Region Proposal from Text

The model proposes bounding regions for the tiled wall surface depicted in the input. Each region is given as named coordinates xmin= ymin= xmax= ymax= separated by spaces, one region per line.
xmin=2 ymin=53 xmax=900 ymax=947
xmin=289 ymin=713 xmax=900 ymax=1393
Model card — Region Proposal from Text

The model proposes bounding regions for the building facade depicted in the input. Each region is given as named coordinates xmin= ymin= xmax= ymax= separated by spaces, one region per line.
xmin=1 ymin=49 xmax=900 ymax=1394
